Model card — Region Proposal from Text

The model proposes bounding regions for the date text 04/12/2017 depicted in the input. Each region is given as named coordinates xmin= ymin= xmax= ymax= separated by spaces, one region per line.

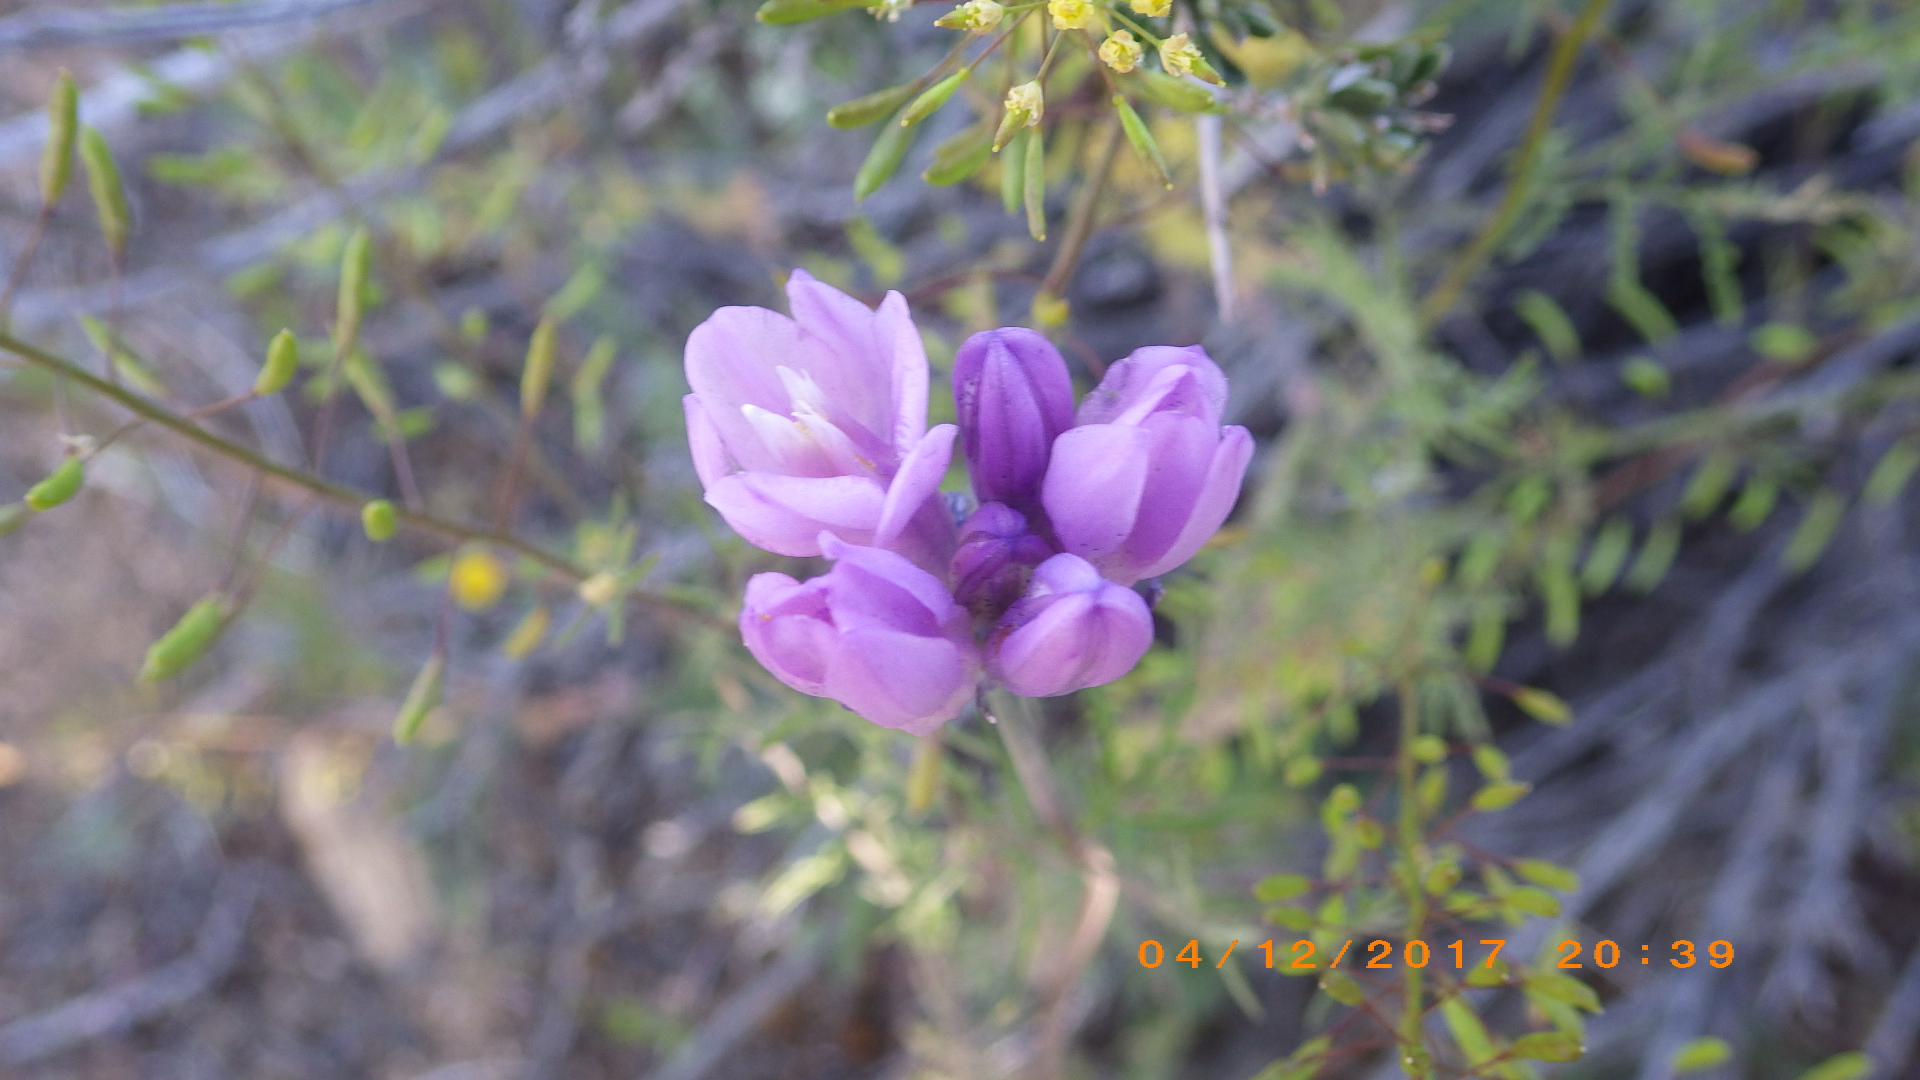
xmin=1136 ymin=939 xmax=1736 ymax=970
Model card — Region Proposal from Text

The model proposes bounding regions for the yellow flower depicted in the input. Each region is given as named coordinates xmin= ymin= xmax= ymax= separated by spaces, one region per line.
xmin=1004 ymin=81 xmax=1045 ymax=127
xmin=449 ymin=549 xmax=509 ymax=612
xmin=1158 ymin=32 xmax=1223 ymax=85
xmin=1047 ymin=0 xmax=1099 ymax=29
xmin=1130 ymin=0 xmax=1169 ymax=14
xmin=934 ymin=0 xmax=1004 ymax=32
xmin=1098 ymin=29 xmax=1144 ymax=73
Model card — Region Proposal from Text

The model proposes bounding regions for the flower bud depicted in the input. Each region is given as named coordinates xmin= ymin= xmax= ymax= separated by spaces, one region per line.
xmin=1098 ymin=30 xmax=1145 ymax=74
xmin=450 ymin=548 xmax=509 ymax=611
xmin=988 ymin=553 xmax=1153 ymax=697
xmin=741 ymin=535 xmax=979 ymax=734
xmin=1130 ymin=0 xmax=1170 ymax=15
xmin=362 ymin=499 xmax=398 ymax=542
xmin=995 ymin=82 xmax=1044 ymax=151
xmin=1159 ymin=33 xmax=1223 ymax=86
xmin=1048 ymin=0 xmax=1099 ymax=29
xmin=934 ymin=0 xmax=1004 ymax=33
xmin=951 ymin=503 xmax=1053 ymax=615
xmin=953 ymin=328 xmax=1074 ymax=512
xmin=140 ymin=595 xmax=229 ymax=683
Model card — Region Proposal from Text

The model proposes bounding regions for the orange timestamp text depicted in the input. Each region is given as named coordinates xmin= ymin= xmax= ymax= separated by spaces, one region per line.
xmin=1138 ymin=938 xmax=1735 ymax=970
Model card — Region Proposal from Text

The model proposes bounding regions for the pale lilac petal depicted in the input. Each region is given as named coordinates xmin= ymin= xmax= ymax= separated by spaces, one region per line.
xmin=684 ymin=395 xmax=733 ymax=489
xmin=1110 ymin=413 xmax=1217 ymax=580
xmin=1043 ymin=425 xmax=1151 ymax=565
xmin=784 ymin=269 xmax=895 ymax=445
xmin=1132 ymin=424 xmax=1254 ymax=581
xmin=704 ymin=473 xmax=886 ymax=556
xmin=1077 ymin=345 xmax=1228 ymax=427
xmin=819 ymin=532 xmax=958 ymax=628
xmin=953 ymin=329 xmax=1076 ymax=509
xmin=740 ymin=573 xmax=835 ymax=694
xmin=829 ymin=625 xmax=977 ymax=734
xmin=990 ymin=555 xmax=1153 ymax=697
xmin=878 ymin=291 xmax=929 ymax=456
xmin=874 ymin=425 xmax=956 ymax=550
xmin=684 ymin=306 xmax=810 ymax=473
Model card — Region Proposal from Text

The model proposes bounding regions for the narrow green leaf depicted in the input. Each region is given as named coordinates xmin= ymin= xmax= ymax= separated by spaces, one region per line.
xmin=334 ymin=226 xmax=372 ymax=357
xmin=1580 ymin=516 xmax=1632 ymax=595
xmin=1783 ymin=488 xmax=1846 ymax=571
xmin=1511 ymin=1031 xmax=1584 ymax=1062
xmin=1514 ymin=859 xmax=1579 ymax=892
xmin=393 ymin=650 xmax=447 ymax=744
xmin=1797 ymin=1053 xmax=1871 ymax=1080
xmin=1515 ymin=288 xmax=1579 ymax=363
xmin=1440 ymin=997 xmax=1497 ymax=1066
xmin=78 ymin=126 xmax=129 ymax=255
xmin=1254 ymin=874 xmax=1311 ymax=902
xmin=1113 ymin=94 xmax=1173 ymax=187
xmin=1680 ymin=449 xmax=1737 ymax=520
xmin=1318 ymin=970 xmax=1365 ymax=1006
xmin=40 ymin=70 xmax=77 ymax=206
xmin=1511 ymin=687 xmax=1571 ymax=725
xmin=1471 ymin=780 xmax=1531 ymax=811
xmin=756 ymin=0 xmax=867 ymax=23
xmin=571 ymin=335 xmax=619 ymax=454
xmin=1671 ymin=1037 xmax=1732 ymax=1073
xmin=1624 ymin=519 xmax=1680 ymax=593
xmin=1728 ymin=475 xmax=1778 ymax=532
xmin=1867 ymin=438 xmax=1920 ymax=505
xmin=521 ymin=315 xmax=559 ymax=419
xmin=1526 ymin=972 xmax=1601 ymax=1012
xmin=1132 ymin=69 xmax=1222 ymax=113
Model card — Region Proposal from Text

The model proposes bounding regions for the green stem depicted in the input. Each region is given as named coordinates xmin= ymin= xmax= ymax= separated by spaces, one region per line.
xmin=1416 ymin=0 xmax=1613 ymax=329
xmin=1397 ymin=682 xmax=1429 ymax=1076
xmin=0 ymin=329 xmax=618 ymax=591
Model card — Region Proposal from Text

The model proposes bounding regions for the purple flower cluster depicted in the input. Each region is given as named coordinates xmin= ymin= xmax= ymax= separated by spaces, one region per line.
xmin=685 ymin=271 xmax=1252 ymax=734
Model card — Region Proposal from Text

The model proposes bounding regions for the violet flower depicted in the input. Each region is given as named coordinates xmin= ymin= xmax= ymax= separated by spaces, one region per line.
xmin=740 ymin=534 xmax=980 ymax=734
xmin=1042 ymin=345 xmax=1254 ymax=586
xmin=988 ymin=553 xmax=1154 ymax=697
xmin=684 ymin=269 xmax=956 ymax=567
xmin=952 ymin=328 xmax=1075 ymax=516
xmin=950 ymin=502 xmax=1052 ymax=616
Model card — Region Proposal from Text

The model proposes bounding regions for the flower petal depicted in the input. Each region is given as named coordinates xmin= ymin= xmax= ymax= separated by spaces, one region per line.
xmin=829 ymin=624 xmax=977 ymax=734
xmin=878 ymin=290 xmax=930 ymax=457
xmin=740 ymin=572 xmax=836 ymax=695
xmin=704 ymin=473 xmax=886 ymax=556
xmin=784 ymin=269 xmax=898 ymax=449
xmin=1132 ymin=424 xmax=1253 ymax=580
xmin=1077 ymin=344 xmax=1228 ymax=428
xmin=684 ymin=394 xmax=733 ymax=489
xmin=875 ymin=425 xmax=956 ymax=550
xmin=684 ymin=306 xmax=809 ymax=473
xmin=819 ymin=532 xmax=959 ymax=629
xmin=1043 ymin=424 xmax=1150 ymax=566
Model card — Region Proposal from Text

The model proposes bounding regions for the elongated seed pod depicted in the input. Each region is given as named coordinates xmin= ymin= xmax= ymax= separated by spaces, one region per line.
xmin=503 ymin=605 xmax=551 ymax=660
xmin=827 ymin=83 xmax=918 ymax=129
xmin=393 ymin=650 xmax=446 ymax=744
xmin=25 ymin=455 xmax=84 ymax=511
xmin=1000 ymin=128 xmax=1027 ymax=214
xmin=756 ymin=0 xmax=867 ymax=23
xmin=900 ymin=70 xmax=968 ymax=127
xmin=254 ymin=329 xmax=299 ymax=395
xmin=1132 ymin=69 xmax=1221 ymax=114
xmin=40 ymin=71 xmax=77 ymax=206
xmin=78 ymin=126 xmax=129 ymax=256
xmin=1023 ymin=128 xmax=1047 ymax=241
xmin=923 ymin=124 xmax=994 ymax=185
xmin=521 ymin=315 xmax=558 ymax=419
xmin=140 ymin=596 xmax=228 ymax=683
xmin=334 ymin=227 xmax=371 ymax=356
xmin=855 ymin=114 xmax=914 ymax=201
xmin=1113 ymin=96 xmax=1173 ymax=188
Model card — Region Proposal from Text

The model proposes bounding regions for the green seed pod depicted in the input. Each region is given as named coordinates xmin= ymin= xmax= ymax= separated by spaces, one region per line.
xmin=0 ymin=501 xmax=28 ymax=537
xmin=1131 ymin=69 xmax=1221 ymax=114
xmin=139 ymin=596 xmax=229 ymax=683
xmin=999 ymin=127 xmax=1028 ymax=214
xmin=756 ymin=0 xmax=867 ymax=23
xmin=1023 ymin=127 xmax=1047 ymax=241
xmin=393 ymin=649 xmax=446 ymax=745
xmin=923 ymin=124 xmax=993 ymax=186
xmin=40 ymin=71 xmax=78 ymax=206
xmin=254 ymin=329 xmax=299 ymax=396
xmin=78 ymin=126 xmax=129 ymax=256
xmin=828 ymin=83 xmax=919 ymax=129
xmin=25 ymin=455 xmax=84 ymax=511
xmin=1113 ymin=95 xmax=1173 ymax=188
xmin=900 ymin=69 xmax=968 ymax=127
xmin=334 ymin=226 xmax=372 ymax=357
xmin=362 ymin=499 xmax=398 ymax=542
xmin=571 ymin=335 xmax=619 ymax=454
xmin=521 ymin=314 xmax=558 ymax=419
xmin=854 ymin=113 xmax=915 ymax=202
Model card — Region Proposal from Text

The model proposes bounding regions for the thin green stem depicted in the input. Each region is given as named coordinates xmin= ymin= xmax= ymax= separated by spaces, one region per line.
xmin=1397 ymin=682 xmax=1429 ymax=1076
xmin=0 ymin=329 xmax=616 ymax=589
xmin=1417 ymin=0 xmax=1612 ymax=329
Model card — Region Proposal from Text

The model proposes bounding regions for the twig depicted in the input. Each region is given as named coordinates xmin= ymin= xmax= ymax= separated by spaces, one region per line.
xmin=1865 ymin=943 xmax=1920 ymax=1080
xmin=1417 ymin=0 xmax=1613 ymax=328
xmin=640 ymin=943 xmax=823 ymax=1080
xmin=0 ymin=865 xmax=262 ymax=1065
xmin=0 ymin=0 xmax=408 ymax=50
xmin=1037 ymin=117 xmax=1123 ymax=305
xmin=1197 ymin=112 xmax=1235 ymax=323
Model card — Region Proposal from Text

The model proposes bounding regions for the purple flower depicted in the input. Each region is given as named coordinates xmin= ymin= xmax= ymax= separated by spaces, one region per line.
xmin=1041 ymin=345 xmax=1253 ymax=586
xmin=741 ymin=534 xmax=980 ymax=734
xmin=685 ymin=269 xmax=955 ymax=565
xmin=950 ymin=503 xmax=1053 ymax=616
xmin=988 ymin=553 xmax=1154 ymax=697
xmin=953 ymin=328 xmax=1076 ymax=514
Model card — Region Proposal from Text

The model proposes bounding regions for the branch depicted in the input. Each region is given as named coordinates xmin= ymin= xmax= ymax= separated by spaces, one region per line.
xmin=0 ymin=0 xmax=409 ymax=50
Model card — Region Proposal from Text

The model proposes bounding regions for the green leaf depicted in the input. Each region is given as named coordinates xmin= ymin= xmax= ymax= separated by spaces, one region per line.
xmin=1515 ymin=289 xmax=1580 ymax=363
xmin=1728 ymin=475 xmax=1778 ymax=532
xmin=1511 ymin=687 xmax=1571 ymax=725
xmin=78 ymin=126 xmax=130 ymax=254
xmin=1526 ymin=972 xmax=1600 ymax=1012
xmin=1783 ymin=489 xmax=1847 ymax=571
xmin=1505 ymin=886 xmax=1561 ymax=917
xmin=1680 ymin=450 xmax=1738 ymax=520
xmin=1866 ymin=438 xmax=1920 ymax=506
xmin=1410 ymin=735 xmax=1447 ymax=763
xmin=1581 ymin=516 xmax=1633 ymax=595
xmin=1514 ymin=859 xmax=1579 ymax=892
xmin=571 ymin=335 xmax=619 ymax=454
xmin=1441 ymin=997 xmax=1497 ymax=1065
xmin=1796 ymin=1053 xmax=1871 ymax=1080
xmin=1510 ymin=1031 xmax=1584 ymax=1062
xmin=1132 ymin=69 xmax=1222 ymax=113
xmin=1000 ymin=127 xmax=1027 ymax=214
xmin=1750 ymin=322 xmax=1818 ymax=364
xmin=1624 ymin=519 xmax=1681 ymax=593
xmin=1254 ymin=874 xmax=1311 ymax=902
xmin=1423 ymin=859 xmax=1461 ymax=894
xmin=0 ymin=502 xmax=27 ymax=537
xmin=1264 ymin=906 xmax=1315 ymax=931
xmin=393 ymin=650 xmax=447 ymax=744
xmin=255 ymin=329 xmax=299 ymax=395
xmin=1473 ymin=744 xmax=1510 ymax=781
xmin=1671 ymin=1037 xmax=1732 ymax=1073
xmin=1113 ymin=94 xmax=1173 ymax=187
xmin=1318 ymin=970 xmax=1365 ymax=1006
xmin=521 ymin=315 xmax=559 ymax=418
xmin=1472 ymin=781 xmax=1531 ymax=811
xmin=40 ymin=70 xmax=77 ymax=205
xmin=1622 ymin=356 xmax=1671 ymax=398
xmin=1283 ymin=756 xmax=1323 ymax=787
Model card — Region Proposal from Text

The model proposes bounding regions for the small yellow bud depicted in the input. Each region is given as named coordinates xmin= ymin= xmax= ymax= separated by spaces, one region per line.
xmin=1005 ymin=81 xmax=1044 ymax=127
xmin=1130 ymin=0 xmax=1169 ymax=14
xmin=1098 ymin=30 xmax=1144 ymax=73
xmin=1159 ymin=33 xmax=1224 ymax=85
xmin=361 ymin=499 xmax=398 ymax=542
xmin=1047 ymin=0 xmax=1098 ymax=28
xmin=578 ymin=572 xmax=619 ymax=608
xmin=934 ymin=0 xmax=1003 ymax=32
xmin=449 ymin=549 xmax=509 ymax=612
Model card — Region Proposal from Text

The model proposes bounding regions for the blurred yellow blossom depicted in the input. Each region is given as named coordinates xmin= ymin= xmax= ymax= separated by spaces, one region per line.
xmin=1098 ymin=30 xmax=1144 ymax=72
xmin=450 ymin=549 xmax=509 ymax=611
xmin=1048 ymin=0 xmax=1098 ymax=29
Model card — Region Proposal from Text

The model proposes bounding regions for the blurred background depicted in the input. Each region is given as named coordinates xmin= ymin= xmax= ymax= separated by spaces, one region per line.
xmin=1 ymin=0 xmax=1918 ymax=1079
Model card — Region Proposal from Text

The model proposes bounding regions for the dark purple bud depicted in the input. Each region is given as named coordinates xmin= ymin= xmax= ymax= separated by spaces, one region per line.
xmin=950 ymin=503 xmax=1053 ymax=616
xmin=952 ymin=328 xmax=1075 ymax=512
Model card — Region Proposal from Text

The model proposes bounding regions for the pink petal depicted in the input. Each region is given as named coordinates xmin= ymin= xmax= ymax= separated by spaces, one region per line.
xmin=704 ymin=473 xmax=886 ymax=556
xmin=1077 ymin=345 xmax=1228 ymax=428
xmin=878 ymin=291 xmax=929 ymax=457
xmin=1133 ymin=424 xmax=1254 ymax=581
xmin=684 ymin=394 xmax=734 ymax=489
xmin=785 ymin=269 xmax=896 ymax=449
xmin=1043 ymin=425 xmax=1151 ymax=566
xmin=819 ymin=533 xmax=960 ymax=628
xmin=874 ymin=425 xmax=956 ymax=550
xmin=829 ymin=625 xmax=977 ymax=734
xmin=684 ymin=306 xmax=809 ymax=473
